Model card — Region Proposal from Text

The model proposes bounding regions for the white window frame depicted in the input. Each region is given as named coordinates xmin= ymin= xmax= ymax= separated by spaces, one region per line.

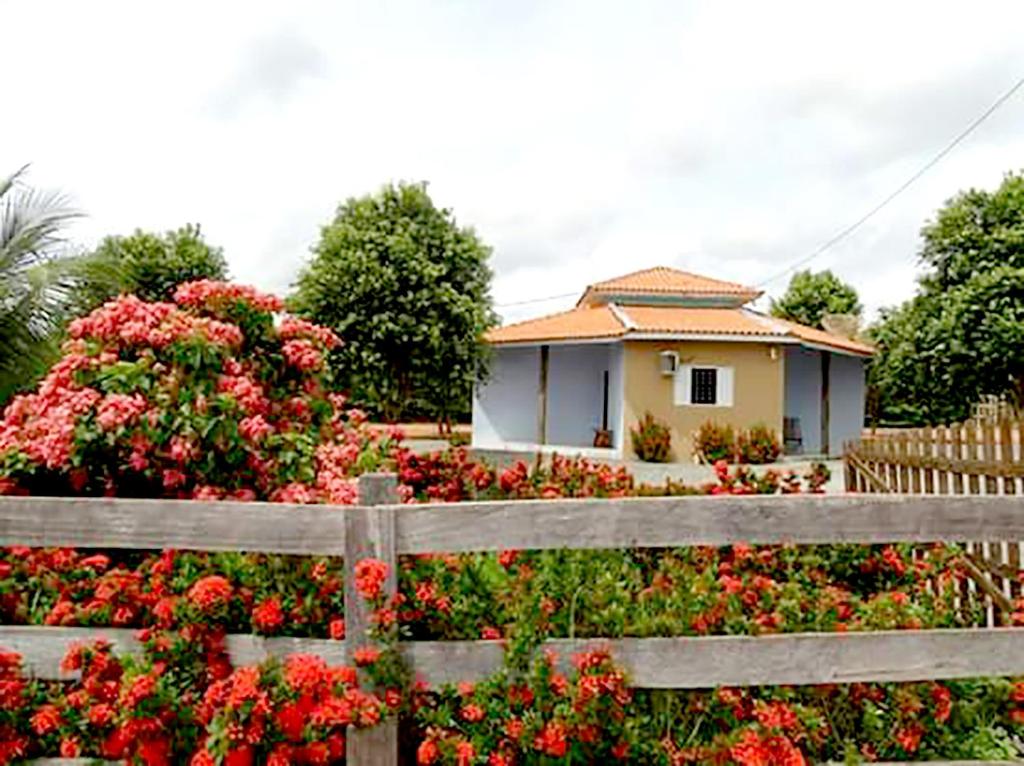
xmin=674 ymin=364 xmax=734 ymax=407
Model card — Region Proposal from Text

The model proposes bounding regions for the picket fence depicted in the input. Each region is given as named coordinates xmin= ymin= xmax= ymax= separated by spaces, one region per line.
xmin=1 ymin=479 xmax=1024 ymax=765
xmin=845 ymin=421 xmax=1024 ymax=629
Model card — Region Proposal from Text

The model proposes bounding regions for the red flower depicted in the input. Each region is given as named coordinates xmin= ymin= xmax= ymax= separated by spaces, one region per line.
xmin=534 ymin=721 xmax=569 ymax=757
xmin=329 ymin=618 xmax=346 ymax=640
xmin=456 ymin=740 xmax=476 ymax=766
xmin=498 ymin=549 xmax=519 ymax=568
xmin=275 ymin=703 xmax=306 ymax=742
xmin=31 ymin=703 xmax=62 ymax=734
xmin=190 ymin=751 xmax=216 ymax=766
xmin=417 ymin=739 xmax=440 ymax=765
xmin=895 ymin=723 xmax=924 ymax=753
xmin=252 ymin=597 xmax=284 ymax=633
xmin=460 ymin=703 xmax=485 ymax=722
xmin=59 ymin=737 xmax=82 ymax=757
xmin=187 ymin=576 xmax=232 ymax=612
xmin=225 ymin=745 xmax=254 ymax=766
xmin=354 ymin=558 xmax=390 ymax=601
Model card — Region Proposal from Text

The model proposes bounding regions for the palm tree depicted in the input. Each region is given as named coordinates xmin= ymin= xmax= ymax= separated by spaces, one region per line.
xmin=0 ymin=166 xmax=120 ymax=401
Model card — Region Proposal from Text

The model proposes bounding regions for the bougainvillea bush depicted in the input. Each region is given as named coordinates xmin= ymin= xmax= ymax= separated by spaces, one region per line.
xmin=0 ymin=281 xmax=401 ymax=502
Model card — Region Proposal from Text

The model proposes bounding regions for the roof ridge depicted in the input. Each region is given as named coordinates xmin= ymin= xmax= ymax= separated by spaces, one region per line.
xmin=607 ymin=302 xmax=637 ymax=330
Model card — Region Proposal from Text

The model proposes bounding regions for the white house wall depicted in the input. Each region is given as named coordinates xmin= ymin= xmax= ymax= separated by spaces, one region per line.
xmin=472 ymin=347 xmax=540 ymax=448
xmin=783 ymin=347 xmax=822 ymax=455
xmin=547 ymin=344 xmax=616 ymax=448
xmin=829 ymin=353 xmax=866 ymax=453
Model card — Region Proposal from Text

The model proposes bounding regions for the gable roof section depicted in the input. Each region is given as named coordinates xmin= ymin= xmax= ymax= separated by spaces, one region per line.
xmin=577 ymin=266 xmax=762 ymax=306
xmin=487 ymin=304 xmax=873 ymax=356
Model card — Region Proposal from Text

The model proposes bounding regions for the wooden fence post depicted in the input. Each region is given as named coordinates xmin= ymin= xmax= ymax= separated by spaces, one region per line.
xmin=346 ymin=474 xmax=399 ymax=766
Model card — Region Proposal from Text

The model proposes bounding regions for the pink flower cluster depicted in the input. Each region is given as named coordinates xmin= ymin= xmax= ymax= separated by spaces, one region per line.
xmin=67 ymin=295 xmax=243 ymax=349
xmin=173 ymin=280 xmax=284 ymax=313
xmin=282 ymin=339 xmax=324 ymax=372
xmin=279 ymin=316 xmax=341 ymax=350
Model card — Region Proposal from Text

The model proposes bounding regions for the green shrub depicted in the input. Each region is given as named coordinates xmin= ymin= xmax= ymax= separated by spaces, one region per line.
xmin=737 ymin=423 xmax=782 ymax=464
xmin=630 ymin=412 xmax=672 ymax=462
xmin=694 ymin=420 xmax=736 ymax=462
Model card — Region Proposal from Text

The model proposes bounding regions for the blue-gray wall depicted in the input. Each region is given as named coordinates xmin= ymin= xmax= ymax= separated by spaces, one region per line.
xmin=783 ymin=346 xmax=822 ymax=454
xmin=784 ymin=346 xmax=866 ymax=456
xmin=472 ymin=346 xmax=540 ymax=446
xmin=829 ymin=352 xmax=866 ymax=454
xmin=472 ymin=343 xmax=624 ymax=451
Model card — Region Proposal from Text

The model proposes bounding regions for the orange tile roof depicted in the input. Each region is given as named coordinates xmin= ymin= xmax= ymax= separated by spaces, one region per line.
xmin=488 ymin=303 xmax=874 ymax=356
xmin=485 ymin=305 xmax=627 ymax=344
xmin=770 ymin=317 xmax=874 ymax=357
xmin=621 ymin=306 xmax=779 ymax=336
xmin=578 ymin=266 xmax=762 ymax=305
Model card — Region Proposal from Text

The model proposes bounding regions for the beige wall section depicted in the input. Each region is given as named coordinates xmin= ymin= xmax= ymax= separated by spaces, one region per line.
xmin=622 ymin=340 xmax=784 ymax=462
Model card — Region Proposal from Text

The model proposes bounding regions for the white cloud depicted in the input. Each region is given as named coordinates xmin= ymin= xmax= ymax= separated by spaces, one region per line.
xmin=3 ymin=0 xmax=1023 ymax=325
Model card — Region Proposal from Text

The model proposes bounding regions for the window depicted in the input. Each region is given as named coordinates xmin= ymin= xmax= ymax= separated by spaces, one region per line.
xmin=691 ymin=368 xmax=718 ymax=404
xmin=674 ymin=365 xmax=734 ymax=407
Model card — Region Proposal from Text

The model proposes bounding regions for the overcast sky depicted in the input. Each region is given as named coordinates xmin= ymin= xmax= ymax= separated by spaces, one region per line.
xmin=6 ymin=1 xmax=1024 ymax=324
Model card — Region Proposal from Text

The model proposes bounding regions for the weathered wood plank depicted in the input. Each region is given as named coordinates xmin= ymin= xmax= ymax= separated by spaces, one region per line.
xmin=3 ymin=494 xmax=1024 ymax=557
xmin=0 ymin=496 xmax=347 ymax=555
xmin=0 ymin=625 xmax=143 ymax=680
xmin=395 ymin=495 xmax=1024 ymax=553
xmin=407 ymin=628 xmax=1024 ymax=688
xmin=952 ymin=425 xmax=965 ymax=495
xmin=7 ymin=625 xmax=1024 ymax=689
xmin=346 ymin=474 xmax=399 ymax=766
xmin=936 ymin=426 xmax=951 ymax=495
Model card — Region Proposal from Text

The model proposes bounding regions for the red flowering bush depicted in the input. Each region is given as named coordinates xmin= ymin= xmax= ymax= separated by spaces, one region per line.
xmin=0 ymin=281 xmax=400 ymax=502
xmin=190 ymin=654 xmax=382 ymax=765
xmin=413 ymin=648 xmax=637 ymax=765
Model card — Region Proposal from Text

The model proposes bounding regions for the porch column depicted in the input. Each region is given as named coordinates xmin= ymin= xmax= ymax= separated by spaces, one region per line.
xmin=821 ymin=351 xmax=831 ymax=456
xmin=538 ymin=344 xmax=549 ymax=445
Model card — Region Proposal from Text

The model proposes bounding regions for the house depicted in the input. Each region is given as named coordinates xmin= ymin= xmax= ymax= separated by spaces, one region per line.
xmin=472 ymin=266 xmax=872 ymax=461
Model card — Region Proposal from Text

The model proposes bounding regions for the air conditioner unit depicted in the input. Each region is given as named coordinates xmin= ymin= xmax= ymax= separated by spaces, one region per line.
xmin=659 ymin=350 xmax=679 ymax=376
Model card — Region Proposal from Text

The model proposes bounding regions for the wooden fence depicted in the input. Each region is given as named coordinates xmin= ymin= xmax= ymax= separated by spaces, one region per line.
xmin=845 ymin=421 xmax=1024 ymax=628
xmin=2 ymin=483 xmax=1024 ymax=764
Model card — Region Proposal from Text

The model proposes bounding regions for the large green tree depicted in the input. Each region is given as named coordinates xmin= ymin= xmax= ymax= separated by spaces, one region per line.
xmin=0 ymin=167 xmax=121 ymax=401
xmin=770 ymin=269 xmax=862 ymax=329
xmin=77 ymin=223 xmax=228 ymax=311
xmin=291 ymin=181 xmax=496 ymax=423
xmin=869 ymin=171 xmax=1024 ymax=425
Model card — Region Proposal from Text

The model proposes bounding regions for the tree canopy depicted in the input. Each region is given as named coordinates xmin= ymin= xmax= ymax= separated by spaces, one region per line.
xmin=78 ymin=224 xmax=228 ymax=311
xmin=869 ymin=171 xmax=1024 ymax=425
xmin=291 ymin=181 xmax=496 ymax=423
xmin=770 ymin=269 xmax=861 ymax=330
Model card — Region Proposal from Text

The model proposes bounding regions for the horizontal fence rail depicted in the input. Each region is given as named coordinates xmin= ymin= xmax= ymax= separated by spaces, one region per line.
xmin=6 ymin=625 xmax=1024 ymax=689
xmin=4 ymin=493 xmax=1024 ymax=554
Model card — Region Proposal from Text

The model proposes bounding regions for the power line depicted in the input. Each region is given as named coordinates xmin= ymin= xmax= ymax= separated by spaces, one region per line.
xmin=756 ymin=72 xmax=1024 ymax=288
xmin=495 ymin=290 xmax=579 ymax=308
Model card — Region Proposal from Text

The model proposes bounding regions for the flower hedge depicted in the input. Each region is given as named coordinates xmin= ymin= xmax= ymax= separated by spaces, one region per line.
xmin=1 ymin=284 xmax=1023 ymax=763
